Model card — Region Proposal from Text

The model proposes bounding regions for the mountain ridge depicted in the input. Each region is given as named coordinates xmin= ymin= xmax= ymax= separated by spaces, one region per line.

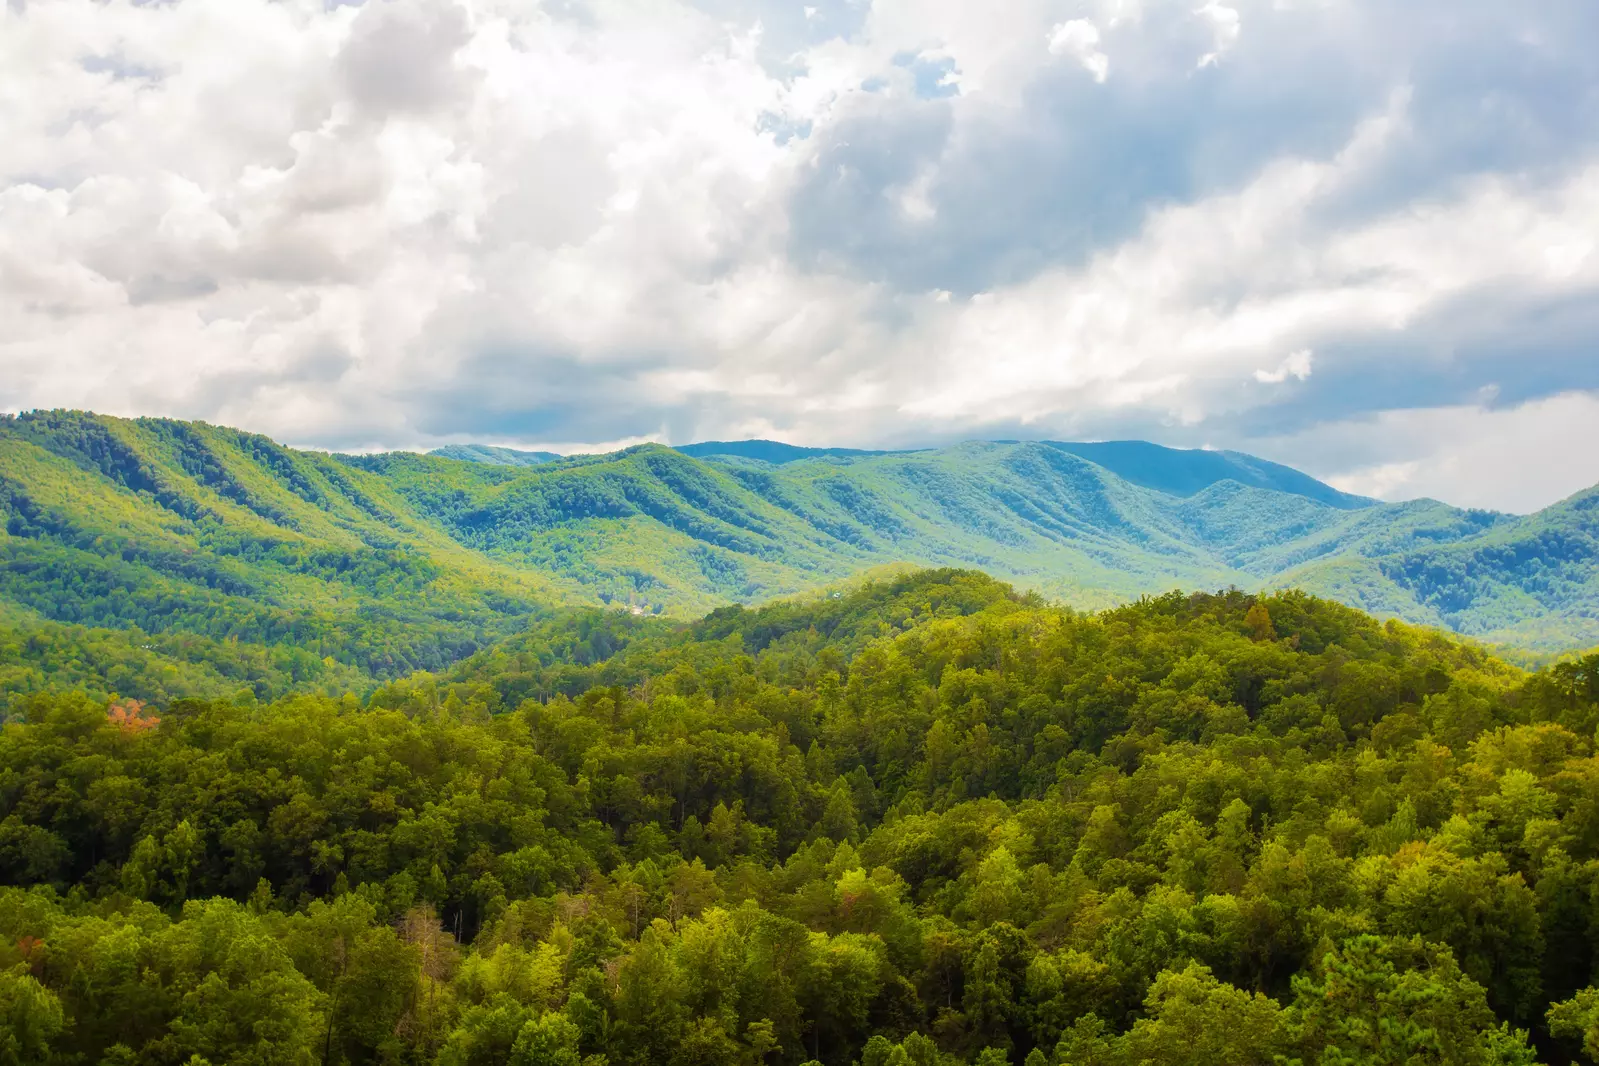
xmin=427 ymin=443 xmax=560 ymax=466
xmin=1 ymin=411 xmax=1595 ymax=662
xmin=438 ymin=435 xmax=1379 ymax=510
xmin=1036 ymin=439 xmax=1376 ymax=509
xmin=675 ymin=439 xmax=909 ymax=464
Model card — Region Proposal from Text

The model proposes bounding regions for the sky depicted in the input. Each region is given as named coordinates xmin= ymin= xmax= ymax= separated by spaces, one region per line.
xmin=3 ymin=0 xmax=1598 ymax=514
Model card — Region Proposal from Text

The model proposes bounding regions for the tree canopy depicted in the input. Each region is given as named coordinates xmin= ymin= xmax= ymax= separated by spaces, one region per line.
xmin=1 ymin=570 xmax=1598 ymax=1064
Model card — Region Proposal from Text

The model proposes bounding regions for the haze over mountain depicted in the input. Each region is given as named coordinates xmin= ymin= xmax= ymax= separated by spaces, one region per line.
xmin=428 ymin=444 xmax=562 ymax=467
xmin=4 ymin=411 xmax=1595 ymax=672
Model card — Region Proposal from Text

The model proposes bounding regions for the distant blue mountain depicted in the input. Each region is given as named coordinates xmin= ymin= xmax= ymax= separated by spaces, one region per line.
xmin=1040 ymin=440 xmax=1375 ymax=510
xmin=674 ymin=440 xmax=908 ymax=464
xmin=443 ymin=436 xmax=1372 ymax=510
xmin=428 ymin=444 xmax=560 ymax=467
xmin=677 ymin=437 xmax=1370 ymax=510
xmin=7 ymin=414 xmax=1595 ymax=651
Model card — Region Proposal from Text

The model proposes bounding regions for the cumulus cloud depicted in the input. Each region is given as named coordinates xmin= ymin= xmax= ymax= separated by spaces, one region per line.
xmin=1 ymin=0 xmax=1598 ymax=511
xmin=1255 ymin=350 xmax=1313 ymax=385
xmin=337 ymin=0 xmax=473 ymax=118
xmin=1276 ymin=391 xmax=1599 ymax=514
xmin=1047 ymin=20 xmax=1109 ymax=83
xmin=1195 ymin=1 xmax=1240 ymax=68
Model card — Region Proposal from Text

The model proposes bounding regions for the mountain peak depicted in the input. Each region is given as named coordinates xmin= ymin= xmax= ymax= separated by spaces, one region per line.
xmin=672 ymin=439 xmax=908 ymax=464
xmin=1038 ymin=440 xmax=1374 ymax=510
xmin=427 ymin=443 xmax=560 ymax=467
xmin=3 ymin=412 xmax=1597 ymax=651
xmin=431 ymin=435 xmax=1370 ymax=510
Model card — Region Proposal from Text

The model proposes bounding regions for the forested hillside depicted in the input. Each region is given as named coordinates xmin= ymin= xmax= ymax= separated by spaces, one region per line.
xmin=0 ymin=410 xmax=555 ymax=690
xmin=5 ymin=571 xmax=1599 ymax=1064
xmin=1283 ymin=485 xmax=1599 ymax=651
xmin=5 ymin=410 xmax=1598 ymax=683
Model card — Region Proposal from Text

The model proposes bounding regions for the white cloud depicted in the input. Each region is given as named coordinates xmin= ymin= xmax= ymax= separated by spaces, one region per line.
xmin=1 ymin=0 xmax=1598 ymax=512
xmin=1195 ymin=1 xmax=1240 ymax=67
xmin=1301 ymin=391 xmax=1599 ymax=513
xmin=1329 ymin=460 xmax=1420 ymax=501
xmin=1047 ymin=19 xmax=1110 ymax=82
xmin=1254 ymin=349 xmax=1313 ymax=383
xmin=892 ymin=123 xmax=1599 ymax=438
xmin=892 ymin=167 xmax=938 ymax=221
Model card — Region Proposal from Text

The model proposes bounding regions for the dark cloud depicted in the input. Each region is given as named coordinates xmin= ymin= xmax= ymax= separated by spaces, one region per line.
xmin=783 ymin=3 xmax=1386 ymax=293
xmin=786 ymin=95 xmax=955 ymax=275
xmin=337 ymin=0 xmax=472 ymax=117
xmin=1305 ymin=3 xmax=1599 ymax=225
xmin=1218 ymin=285 xmax=1599 ymax=444
xmin=404 ymin=347 xmax=679 ymax=443
xmin=7 ymin=0 xmax=1599 ymax=510
xmin=780 ymin=1 xmax=1599 ymax=298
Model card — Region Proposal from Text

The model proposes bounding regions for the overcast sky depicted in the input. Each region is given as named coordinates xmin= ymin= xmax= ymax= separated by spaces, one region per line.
xmin=3 ymin=0 xmax=1598 ymax=512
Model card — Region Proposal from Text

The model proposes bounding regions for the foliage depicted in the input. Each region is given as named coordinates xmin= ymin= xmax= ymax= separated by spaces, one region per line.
xmin=8 ymin=411 xmax=1599 ymax=679
xmin=2 ymin=571 xmax=1598 ymax=1062
xmin=0 ymin=410 xmax=553 ymax=693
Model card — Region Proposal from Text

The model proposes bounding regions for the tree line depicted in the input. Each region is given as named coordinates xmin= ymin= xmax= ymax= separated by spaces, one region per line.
xmin=2 ymin=570 xmax=1599 ymax=1064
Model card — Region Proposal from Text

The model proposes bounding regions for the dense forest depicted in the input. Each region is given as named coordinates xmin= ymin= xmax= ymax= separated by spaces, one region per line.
xmin=7 ymin=410 xmax=1599 ymax=654
xmin=5 ymin=570 xmax=1599 ymax=1064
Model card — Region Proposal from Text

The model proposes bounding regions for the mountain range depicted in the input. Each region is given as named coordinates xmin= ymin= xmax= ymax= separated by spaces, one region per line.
xmin=1 ymin=410 xmax=1595 ymax=701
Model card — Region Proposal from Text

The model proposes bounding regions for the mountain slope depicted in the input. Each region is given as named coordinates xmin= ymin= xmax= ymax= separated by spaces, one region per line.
xmin=4 ymin=571 xmax=1583 ymax=1066
xmin=674 ymin=439 xmax=908 ymax=463
xmin=2 ymin=412 xmax=1595 ymax=660
xmin=335 ymin=440 xmax=1599 ymax=649
xmin=1284 ymin=485 xmax=1599 ymax=648
xmin=359 ymin=435 xmax=1592 ymax=645
xmin=427 ymin=443 xmax=559 ymax=466
xmin=1041 ymin=439 xmax=1375 ymax=508
xmin=361 ymin=440 xmax=1273 ymax=611
xmin=0 ymin=411 xmax=558 ymax=678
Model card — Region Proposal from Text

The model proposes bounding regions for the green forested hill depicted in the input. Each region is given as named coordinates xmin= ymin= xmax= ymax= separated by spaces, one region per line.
xmin=351 ymin=437 xmax=1465 ymax=616
xmin=0 ymin=410 xmax=561 ymax=699
xmin=5 ymin=413 xmax=1597 ymax=1062
xmin=5 ymin=570 xmax=1599 ymax=1064
xmin=1 ymin=409 xmax=1596 ymax=715
xmin=429 ymin=444 xmax=562 ymax=467
xmin=1039 ymin=439 xmax=1373 ymax=508
xmin=1280 ymin=486 xmax=1599 ymax=649
xmin=385 ymin=432 xmax=1596 ymax=650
